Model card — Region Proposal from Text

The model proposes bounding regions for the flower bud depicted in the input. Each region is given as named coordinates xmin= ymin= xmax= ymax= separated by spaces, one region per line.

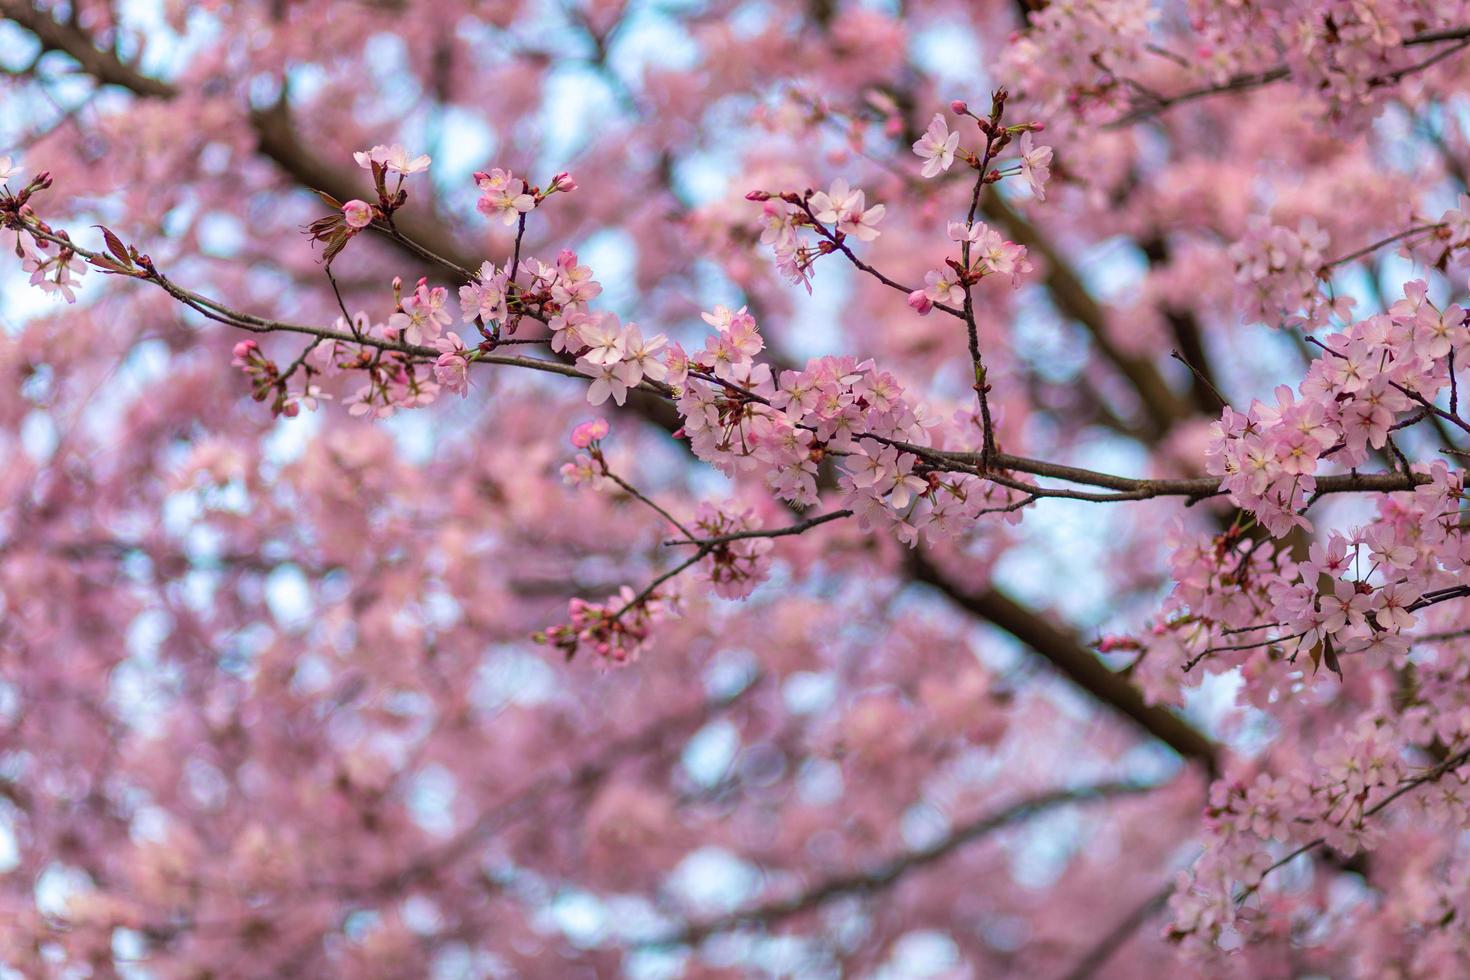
xmin=571 ymin=417 xmax=610 ymax=448
xmin=342 ymin=199 xmax=373 ymax=229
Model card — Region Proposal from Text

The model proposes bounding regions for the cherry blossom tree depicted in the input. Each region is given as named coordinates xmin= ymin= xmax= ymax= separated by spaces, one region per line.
xmin=3 ymin=0 xmax=1470 ymax=975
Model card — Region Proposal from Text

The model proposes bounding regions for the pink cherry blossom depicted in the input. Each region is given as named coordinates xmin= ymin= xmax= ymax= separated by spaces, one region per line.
xmin=912 ymin=113 xmax=960 ymax=178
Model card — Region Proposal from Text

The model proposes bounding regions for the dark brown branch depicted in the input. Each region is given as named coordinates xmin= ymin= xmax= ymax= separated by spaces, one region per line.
xmin=909 ymin=552 xmax=1219 ymax=769
xmin=1110 ymin=26 xmax=1470 ymax=127
xmin=1059 ymin=882 xmax=1175 ymax=980
xmin=0 ymin=1 xmax=484 ymax=277
xmin=982 ymin=195 xmax=1194 ymax=437
xmin=646 ymin=779 xmax=1164 ymax=947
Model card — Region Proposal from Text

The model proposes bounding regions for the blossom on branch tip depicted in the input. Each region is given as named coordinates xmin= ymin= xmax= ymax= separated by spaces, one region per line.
xmin=353 ymin=143 xmax=431 ymax=175
xmin=342 ymin=200 xmax=373 ymax=229
xmin=913 ymin=114 xmax=960 ymax=178
xmin=433 ymin=332 xmax=471 ymax=396
xmin=571 ymin=418 xmax=610 ymax=448
xmin=1018 ymin=133 xmax=1052 ymax=199
xmin=809 ymin=179 xmax=885 ymax=241
xmin=475 ymin=169 xmax=536 ymax=225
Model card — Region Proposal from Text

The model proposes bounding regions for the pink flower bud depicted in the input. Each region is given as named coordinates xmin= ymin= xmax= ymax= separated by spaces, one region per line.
xmin=571 ymin=417 xmax=610 ymax=448
xmin=745 ymin=190 xmax=772 ymax=201
xmin=950 ymin=100 xmax=969 ymax=115
xmin=342 ymin=199 xmax=373 ymax=229
xmin=231 ymin=340 xmax=259 ymax=367
xmin=551 ymin=171 xmax=577 ymax=193
xmin=907 ymin=290 xmax=934 ymax=315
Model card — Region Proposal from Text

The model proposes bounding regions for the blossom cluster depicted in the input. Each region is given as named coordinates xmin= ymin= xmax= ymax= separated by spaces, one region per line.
xmin=670 ymin=306 xmax=1028 ymax=544
xmin=998 ymin=0 xmax=1156 ymax=118
xmin=1189 ymin=0 xmax=1470 ymax=121
xmin=1227 ymin=217 xmax=1340 ymax=329
xmin=1000 ymin=0 xmax=1470 ymax=125
xmin=908 ymin=220 xmax=1033 ymax=314
xmin=1207 ymin=281 xmax=1467 ymax=534
xmin=560 ymin=312 xmax=667 ymax=407
xmin=689 ymin=502 xmax=774 ymax=600
xmin=536 ymin=587 xmax=673 ymax=664
xmin=476 ymin=167 xmax=574 ymax=225
xmin=754 ymin=179 xmax=886 ymax=290
xmin=1170 ymin=716 xmax=1470 ymax=952
xmin=1143 ymin=277 xmax=1470 ymax=702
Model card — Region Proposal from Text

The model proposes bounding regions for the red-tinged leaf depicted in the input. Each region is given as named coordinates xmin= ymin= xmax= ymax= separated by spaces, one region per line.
xmin=93 ymin=225 xmax=133 ymax=268
xmin=314 ymin=190 xmax=344 ymax=210
xmin=85 ymin=254 xmax=131 ymax=275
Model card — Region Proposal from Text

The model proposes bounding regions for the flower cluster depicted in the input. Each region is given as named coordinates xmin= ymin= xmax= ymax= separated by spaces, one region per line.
xmin=690 ymin=503 xmax=774 ymax=600
xmin=1108 ymin=273 xmax=1470 ymax=732
xmin=752 ymin=178 xmax=885 ymax=290
xmin=475 ymin=168 xmax=573 ymax=226
xmin=550 ymin=312 xmax=665 ymax=407
xmin=458 ymin=261 xmax=512 ymax=325
xmin=560 ymin=417 xmax=610 ymax=488
xmin=433 ymin=332 xmax=471 ymax=396
xmin=476 ymin=168 xmax=536 ymax=225
xmin=389 ymin=277 xmax=453 ymax=346
xmin=232 ymin=340 xmax=328 ymax=417
xmin=536 ymin=587 xmax=672 ymax=664
xmin=1189 ymin=1 xmax=1470 ymax=122
xmin=909 ymin=220 xmax=1032 ymax=314
xmin=1228 ymin=217 xmax=1340 ymax=329
xmin=998 ymin=0 xmax=1155 ymax=118
xmin=1169 ymin=717 xmax=1470 ymax=952
xmin=1207 ymin=281 xmax=1468 ymax=534
xmin=1001 ymin=0 xmax=1470 ymax=126
xmin=669 ymin=306 xmax=1028 ymax=543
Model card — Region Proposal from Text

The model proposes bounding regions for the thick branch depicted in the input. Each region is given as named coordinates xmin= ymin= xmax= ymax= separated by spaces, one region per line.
xmin=982 ymin=195 xmax=1194 ymax=437
xmin=648 ymin=779 xmax=1163 ymax=947
xmin=1110 ymin=26 xmax=1470 ymax=127
xmin=0 ymin=1 xmax=482 ymax=275
xmin=908 ymin=552 xmax=1219 ymax=770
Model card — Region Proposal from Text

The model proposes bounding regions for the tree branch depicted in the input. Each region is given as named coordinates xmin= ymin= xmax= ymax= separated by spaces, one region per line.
xmin=646 ymin=779 xmax=1164 ymax=947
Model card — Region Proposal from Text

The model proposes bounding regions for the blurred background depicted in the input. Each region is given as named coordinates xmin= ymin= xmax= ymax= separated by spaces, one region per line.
xmin=1 ymin=0 xmax=1467 ymax=976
